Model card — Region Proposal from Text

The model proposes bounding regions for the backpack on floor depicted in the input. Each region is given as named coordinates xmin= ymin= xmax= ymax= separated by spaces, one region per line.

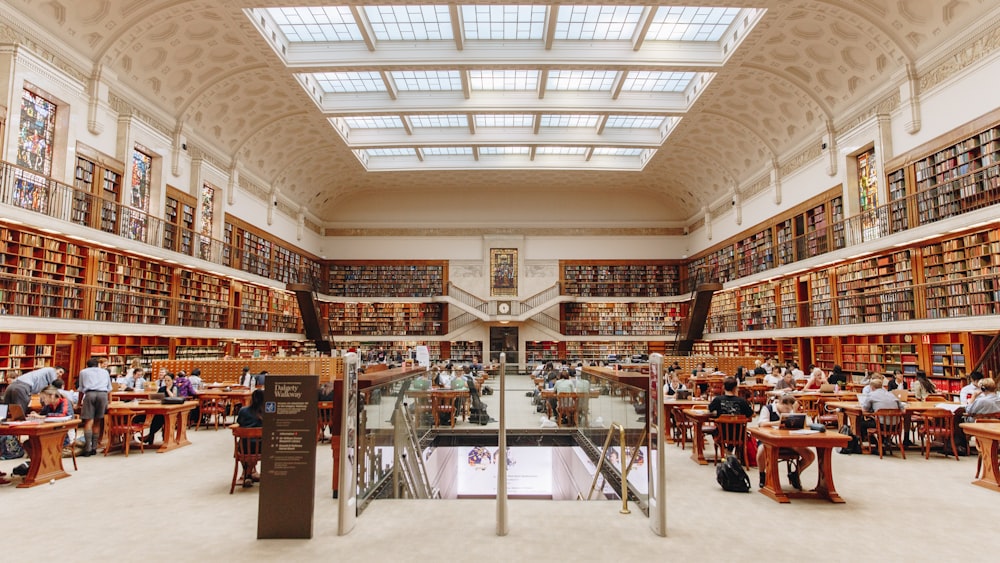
xmin=0 ymin=435 xmax=25 ymax=460
xmin=716 ymin=454 xmax=751 ymax=493
xmin=837 ymin=425 xmax=861 ymax=454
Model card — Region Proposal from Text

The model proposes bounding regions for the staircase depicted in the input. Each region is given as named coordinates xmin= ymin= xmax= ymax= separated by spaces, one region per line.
xmin=287 ymin=283 xmax=331 ymax=353
xmin=675 ymin=282 xmax=723 ymax=353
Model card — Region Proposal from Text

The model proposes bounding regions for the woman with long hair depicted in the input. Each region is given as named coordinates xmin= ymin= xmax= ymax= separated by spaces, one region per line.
xmin=912 ymin=370 xmax=937 ymax=400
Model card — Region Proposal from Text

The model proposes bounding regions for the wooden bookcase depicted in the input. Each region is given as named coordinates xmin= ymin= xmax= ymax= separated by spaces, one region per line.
xmin=270 ymin=290 xmax=301 ymax=333
xmin=834 ymin=250 xmax=915 ymax=325
xmin=921 ymin=229 xmax=1000 ymax=318
xmin=176 ymin=269 xmax=230 ymax=329
xmin=327 ymin=303 xmax=447 ymax=336
xmin=239 ymin=282 xmax=270 ymax=332
xmin=163 ymin=187 xmax=196 ymax=256
xmin=71 ymin=145 xmax=124 ymax=235
xmin=1 ymin=226 xmax=88 ymax=320
xmin=563 ymin=341 xmax=648 ymax=363
xmin=0 ymin=333 xmax=55 ymax=382
xmin=328 ymin=261 xmax=447 ymax=297
xmin=739 ymin=282 xmax=776 ymax=331
xmin=735 ymin=230 xmax=774 ymax=278
xmin=809 ymin=270 xmax=833 ymax=327
xmin=707 ymin=289 xmax=738 ymax=333
xmin=441 ymin=340 xmax=483 ymax=362
xmin=778 ymin=278 xmax=798 ymax=328
xmin=561 ymin=302 xmax=683 ymax=336
xmin=526 ymin=341 xmax=561 ymax=362
xmin=560 ymin=260 xmax=681 ymax=297
xmin=94 ymin=249 xmax=172 ymax=325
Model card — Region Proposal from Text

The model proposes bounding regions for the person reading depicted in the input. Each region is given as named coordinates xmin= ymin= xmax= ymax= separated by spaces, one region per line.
xmin=756 ymin=394 xmax=815 ymax=489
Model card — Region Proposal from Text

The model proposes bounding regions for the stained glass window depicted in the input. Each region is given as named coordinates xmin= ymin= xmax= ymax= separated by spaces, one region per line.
xmin=13 ymin=89 xmax=58 ymax=212
xmin=124 ymin=147 xmax=153 ymax=241
xmin=858 ymin=148 xmax=880 ymax=241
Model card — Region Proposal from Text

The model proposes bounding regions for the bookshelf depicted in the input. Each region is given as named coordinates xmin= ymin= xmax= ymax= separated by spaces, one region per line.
xmin=70 ymin=147 xmax=124 ymax=235
xmin=0 ymin=227 xmax=88 ymax=319
xmin=163 ymin=188 xmax=196 ymax=256
xmin=914 ymin=125 xmax=1000 ymax=223
xmin=271 ymin=290 xmax=301 ymax=333
xmin=739 ymin=282 xmax=776 ymax=331
xmin=830 ymin=195 xmax=845 ymax=250
xmin=735 ymin=229 xmax=773 ymax=278
xmin=560 ymin=261 xmax=681 ymax=297
xmin=887 ymin=168 xmax=911 ymax=233
xmin=346 ymin=342 xmax=443 ymax=363
xmin=94 ymin=250 xmax=172 ymax=325
xmin=707 ymin=290 xmax=738 ymax=333
xmin=775 ymin=218 xmax=794 ymax=266
xmin=921 ymin=228 xmax=1000 ymax=318
xmin=526 ymin=341 xmax=561 ymax=362
xmin=778 ymin=278 xmax=798 ymax=328
xmin=926 ymin=333 xmax=968 ymax=385
xmin=242 ymin=229 xmax=272 ymax=278
xmin=801 ymin=202 xmax=829 ymax=258
xmin=809 ymin=270 xmax=833 ymax=327
xmin=563 ymin=341 xmax=648 ymax=363
xmin=328 ymin=261 xmax=446 ymax=297
xmin=561 ymin=302 xmax=683 ymax=336
xmin=812 ymin=336 xmax=838 ymax=373
xmin=177 ymin=269 xmax=230 ymax=329
xmin=0 ymin=333 xmax=56 ymax=381
xmin=327 ymin=303 xmax=447 ymax=336
xmin=442 ymin=340 xmax=483 ymax=362
xmin=240 ymin=283 xmax=270 ymax=332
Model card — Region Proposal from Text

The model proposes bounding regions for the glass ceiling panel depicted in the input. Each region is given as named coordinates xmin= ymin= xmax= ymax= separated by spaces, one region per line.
xmin=622 ymin=71 xmax=695 ymax=92
xmin=474 ymin=114 xmax=535 ymax=127
xmin=593 ymin=147 xmax=646 ymax=156
xmin=422 ymin=147 xmax=473 ymax=155
xmin=645 ymin=6 xmax=740 ymax=42
xmin=266 ymin=7 xmax=362 ymax=42
xmin=461 ymin=4 xmax=547 ymax=40
xmin=479 ymin=146 xmax=531 ymax=155
xmin=344 ymin=116 xmax=404 ymax=129
xmin=554 ymin=6 xmax=644 ymax=41
xmin=390 ymin=70 xmax=462 ymax=91
xmin=363 ymin=5 xmax=453 ymax=41
xmin=536 ymin=146 xmax=588 ymax=155
xmin=408 ymin=115 xmax=469 ymax=128
xmin=313 ymin=71 xmax=387 ymax=93
xmin=366 ymin=148 xmax=416 ymax=157
xmin=547 ymin=70 xmax=618 ymax=91
xmin=605 ymin=115 xmax=666 ymax=128
xmin=469 ymin=70 xmax=539 ymax=91
xmin=539 ymin=115 xmax=600 ymax=127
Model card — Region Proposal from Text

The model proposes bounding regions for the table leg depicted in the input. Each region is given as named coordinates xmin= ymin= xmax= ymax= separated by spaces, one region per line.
xmin=690 ymin=418 xmax=708 ymax=465
xmin=972 ymin=436 xmax=1000 ymax=492
xmin=812 ymin=447 xmax=845 ymax=503
xmin=19 ymin=430 xmax=72 ymax=488
xmin=757 ymin=443 xmax=790 ymax=503
xmin=663 ymin=406 xmax=676 ymax=444
xmin=173 ymin=407 xmax=193 ymax=447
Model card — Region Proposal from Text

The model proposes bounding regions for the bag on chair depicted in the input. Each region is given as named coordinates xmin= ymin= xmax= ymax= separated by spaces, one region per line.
xmin=716 ymin=454 xmax=751 ymax=493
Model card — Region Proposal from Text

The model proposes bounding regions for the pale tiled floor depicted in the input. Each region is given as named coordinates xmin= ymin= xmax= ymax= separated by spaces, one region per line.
xmin=3 ymin=376 xmax=1000 ymax=562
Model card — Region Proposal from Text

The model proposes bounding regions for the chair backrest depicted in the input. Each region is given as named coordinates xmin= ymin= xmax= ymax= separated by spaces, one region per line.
xmin=317 ymin=401 xmax=335 ymax=426
xmin=797 ymin=395 xmax=820 ymax=418
xmin=919 ymin=409 xmax=954 ymax=433
xmin=106 ymin=409 xmax=139 ymax=431
xmin=924 ymin=394 xmax=947 ymax=402
xmin=232 ymin=426 xmax=263 ymax=459
xmin=557 ymin=393 xmax=580 ymax=410
xmin=874 ymin=409 xmax=906 ymax=432
xmin=714 ymin=415 xmax=749 ymax=447
xmin=972 ymin=412 xmax=1000 ymax=423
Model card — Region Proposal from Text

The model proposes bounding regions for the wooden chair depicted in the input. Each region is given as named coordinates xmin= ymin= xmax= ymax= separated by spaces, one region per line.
xmin=431 ymin=393 xmax=456 ymax=428
xmin=196 ymin=396 xmax=227 ymax=430
xmin=971 ymin=413 xmax=1000 ymax=478
xmin=103 ymin=409 xmax=145 ymax=457
xmin=865 ymin=409 xmax=907 ymax=459
xmin=924 ymin=394 xmax=947 ymax=402
xmin=712 ymin=415 xmax=749 ymax=466
xmin=672 ymin=410 xmax=695 ymax=449
xmin=797 ymin=395 xmax=820 ymax=419
xmin=555 ymin=394 xmax=580 ymax=427
xmin=916 ymin=409 xmax=959 ymax=461
xmin=707 ymin=378 xmax=725 ymax=400
xmin=317 ymin=401 xmax=335 ymax=442
xmin=816 ymin=397 xmax=841 ymax=429
xmin=230 ymin=425 xmax=263 ymax=494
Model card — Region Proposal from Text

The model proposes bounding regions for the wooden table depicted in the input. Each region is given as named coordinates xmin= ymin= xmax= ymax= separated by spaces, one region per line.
xmin=405 ymin=389 xmax=470 ymax=425
xmin=749 ymin=426 xmax=851 ymax=503
xmin=196 ymin=389 xmax=252 ymax=410
xmin=0 ymin=418 xmax=81 ymax=487
xmin=682 ymin=408 xmax=714 ymax=465
xmin=111 ymin=391 xmax=153 ymax=401
xmin=662 ymin=399 xmax=708 ymax=444
xmin=108 ymin=401 xmax=198 ymax=452
xmin=960 ymin=423 xmax=1000 ymax=492
xmin=826 ymin=401 xmax=961 ymax=439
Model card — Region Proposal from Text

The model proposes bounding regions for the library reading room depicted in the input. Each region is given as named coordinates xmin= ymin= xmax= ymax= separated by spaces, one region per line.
xmin=3 ymin=1 xmax=1000 ymax=561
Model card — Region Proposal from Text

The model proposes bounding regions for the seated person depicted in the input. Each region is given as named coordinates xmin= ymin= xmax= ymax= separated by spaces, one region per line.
xmin=707 ymin=376 xmax=753 ymax=418
xmin=29 ymin=386 xmax=75 ymax=448
xmin=910 ymin=370 xmax=937 ymax=400
xmin=773 ymin=371 xmax=796 ymax=392
xmin=318 ymin=382 xmax=336 ymax=401
xmin=188 ymin=368 xmax=203 ymax=390
xmin=123 ymin=368 xmax=146 ymax=391
xmin=827 ymin=365 xmax=848 ymax=387
xmin=174 ymin=370 xmax=194 ymax=398
xmin=756 ymin=394 xmax=815 ymax=489
xmin=144 ymin=373 xmax=179 ymax=445
xmin=410 ymin=374 xmax=431 ymax=391
xmin=965 ymin=377 xmax=1000 ymax=419
xmin=237 ymin=389 xmax=264 ymax=488
xmin=803 ymin=367 xmax=827 ymax=390
xmin=254 ymin=371 xmax=268 ymax=387
xmin=960 ymin=371 xmax=986 ymax=405
xmin=51 ymin=378 xmax=79 ymax=405
xmin=549 ymin=371 xmax=575 ymax=422
xmin=886 ymin=370 xmax=907 ymax=392
xmin=858 ymin=376 xmax=904 ymax=434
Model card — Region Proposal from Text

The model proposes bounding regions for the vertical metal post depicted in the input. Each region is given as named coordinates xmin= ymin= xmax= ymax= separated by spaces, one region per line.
xmin=648 ymin=353 xmax=667 ymax=536
xmin=496 ymin=352 xmax=509 ymax=536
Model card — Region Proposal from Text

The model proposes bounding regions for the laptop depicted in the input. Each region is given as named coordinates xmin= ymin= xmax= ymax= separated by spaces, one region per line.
xmin=819 ymin=383 xmax=837 ymax=393
xmin=780 ymin=413 xmax=806 ymax=430
xmin=148 ymin=393 xmax=166 ymax=401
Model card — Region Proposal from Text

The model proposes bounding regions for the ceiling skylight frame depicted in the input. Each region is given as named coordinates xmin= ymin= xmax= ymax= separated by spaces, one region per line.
xmin=312 ymin=71 xmax=387 ymax=93
xmin=468 ymin=70 xmax=540 ymax=91
xmin=343 ymin=116 xmax=405 ymax=129
xmin=553 ymin=5 xmax=645 ymax=41
xmin=539 ymin=114 xmax=601 ymax=127
xmin=644 ymin=6 xmax=741 ymax=42
xmin=546 ymin=70 xmax=619 ymax=91
xmin=474 ymin=114 xmax=535 ymax=128
xmin=390 ymin=70 xmax=463 ymax=91
xmin=408 ymin=114 xmax=470 ymax=128
xmin=622 ymin=71 xmax=697 ymax=93
xmin=461 ymin=4 xmax=548 ymax=40
xmin=363 ymin=5 xmax=454 ymax=41
xmin=264 ymin=6 xmax=362 ymax=43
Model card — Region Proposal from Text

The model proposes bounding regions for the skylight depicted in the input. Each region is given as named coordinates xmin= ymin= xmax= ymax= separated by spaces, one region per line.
xmin=540 ymin=115 xmax=601 ymax=127
xmin=344 ymin=116 xmax=405 ymax=129
xmin=422 ymin=147 xmax=473 ymax=155
xmin=546 ymin=70 xmax=618 ymax=91
xmin=366 ymin=148 xmax=416 ymax=157
xmin=645 ymin=6 xmax=740 ymax=42
xmin=408 ymin=115 xmax=469 ymax=128
xmin=605 ymin=115 xmax=666 ymax=129
xmin=622 ymin=71 xmax=695 ymax=92
xmin=313 ymin=72 xmax=386 ymax=93
xmin=363 ymin=5 xmax=453 ymax=41
xmin=266 ymin=7 xmax=361 ymax=42
xmin=469 ymin=70 xmax=539 ymax=91
xmin=593 ymin=147 xmax=646 ymax=156
xmin=390 ymin=70 xmax=462 ymax=91
xmin=479 ymin=146 xmax=531 ymax=155
xmin=474 ymin=114 xmax=535 ymax=127
xmin=536 ymin=146 xmax=588 ymax=155
xmin=554 ymin=5 xmax=644 ymax=41
xmin=461 ymin=4 xmax=547 ymax=40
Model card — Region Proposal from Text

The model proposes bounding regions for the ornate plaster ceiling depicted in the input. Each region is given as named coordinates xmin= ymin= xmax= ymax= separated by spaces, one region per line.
xmin=4 ymin=0 xmax=997 ymax=226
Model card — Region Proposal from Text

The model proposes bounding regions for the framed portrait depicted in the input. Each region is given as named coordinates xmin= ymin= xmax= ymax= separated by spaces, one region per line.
xmin=490 ymin=248 xmax=517 ymax=297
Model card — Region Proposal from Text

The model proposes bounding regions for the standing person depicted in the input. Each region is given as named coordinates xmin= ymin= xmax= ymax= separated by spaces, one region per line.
xmin=77 ymin=357 xmax=112 ymax=457
xmin=239 ymin=366 xmax=254 ymax=387
xmin=237 ymin=389 xmax=265 ymax=487
xmin=254 ymin=371 xmax=268 ymax=387
xmin=2 ymin=366 xmax=65 ymax=414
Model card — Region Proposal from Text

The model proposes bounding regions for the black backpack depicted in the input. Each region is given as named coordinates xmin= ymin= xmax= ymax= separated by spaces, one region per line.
xmin=716 ymin=454 xmax=751 ymax=493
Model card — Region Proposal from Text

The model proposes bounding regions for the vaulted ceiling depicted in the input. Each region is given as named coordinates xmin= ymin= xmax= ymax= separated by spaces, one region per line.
xmin=4 ymin=0 xmax=996 ymax=226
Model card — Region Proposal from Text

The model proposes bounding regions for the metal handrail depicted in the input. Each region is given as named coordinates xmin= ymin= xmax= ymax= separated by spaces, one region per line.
xmin=446 ymin=281 xmax=488 ymax=313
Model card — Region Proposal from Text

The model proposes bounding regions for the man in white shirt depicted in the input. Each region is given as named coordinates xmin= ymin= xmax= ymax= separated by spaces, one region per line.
xmin=790 ymin=363 xmax=805 ymax=380
xmin=960 ymin=371 xmax=985 ymax=405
